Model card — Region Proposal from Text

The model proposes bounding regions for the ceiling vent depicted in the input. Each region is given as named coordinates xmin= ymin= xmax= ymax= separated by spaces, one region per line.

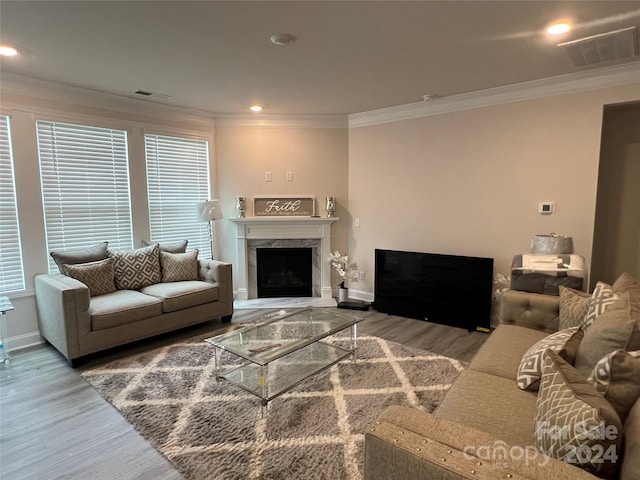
xmin=558 ymin=27 xmax=638 ymax=67
xmin=134 ymin=90 xmax=172 ymax=99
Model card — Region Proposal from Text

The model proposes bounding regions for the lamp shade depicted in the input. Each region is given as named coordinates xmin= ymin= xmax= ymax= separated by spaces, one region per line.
xmin=196 ymin=200 xmax=223 ymax=222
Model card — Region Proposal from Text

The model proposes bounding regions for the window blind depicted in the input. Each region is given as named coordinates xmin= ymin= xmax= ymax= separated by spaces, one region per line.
xmin=37 ymin=120 xmax=133 ymax=272
xmin=0 ymin=115 xmax=25 ymax=293
xmin=144 ymin=134 xmax=211 ymax=258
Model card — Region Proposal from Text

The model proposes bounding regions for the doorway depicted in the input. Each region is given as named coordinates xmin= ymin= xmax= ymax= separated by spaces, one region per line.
xmin=590 ymin=102 xmax=640 ymax=290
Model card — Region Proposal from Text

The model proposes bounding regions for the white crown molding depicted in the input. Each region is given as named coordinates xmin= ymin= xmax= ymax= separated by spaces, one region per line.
xmin=348 ymin=62 xmax=640 ymax=128
xmin=0 ymin=73 xmax=347 ymax=129
xmin=0 ymin=73 xmax=217 ymax=128
xmin=214 ymin=113 xmax=347 ymax=129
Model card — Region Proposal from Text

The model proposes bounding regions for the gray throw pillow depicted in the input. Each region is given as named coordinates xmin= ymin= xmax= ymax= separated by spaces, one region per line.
xmin=140 ymin=239 xmax=188 ymax=253
xmin=51 ymin=241 xmax=109 ymax=274
xmin=63 ymin=258 xmax=117 ymax=297
xmin=109 ymin=244 xmax=161 ymax=290
xmin=574 ymin=293 xmax=636 ymax=378
xmin=535 ymin=349 xmax=623 ymax=480
xmin=612 ymin=273 xmax=640 ymax=351
xmin=588 ymin=350 xmax=640 ymax=424
xmin=160 ymin=250 xmax=200 ymax=283
xmin=559 ymin=286 xmax=590 ymax=330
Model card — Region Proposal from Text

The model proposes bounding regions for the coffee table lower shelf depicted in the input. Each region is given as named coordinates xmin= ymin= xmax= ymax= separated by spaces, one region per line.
xmin=216 ymin=341 xmax=352 ymax=409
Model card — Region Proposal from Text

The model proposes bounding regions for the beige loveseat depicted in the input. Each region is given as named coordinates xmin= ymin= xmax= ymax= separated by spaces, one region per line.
xmin=365 ymin=275 xmax=640 ymax=480
xmin=35 ymin=242 xmax=233 ymax=366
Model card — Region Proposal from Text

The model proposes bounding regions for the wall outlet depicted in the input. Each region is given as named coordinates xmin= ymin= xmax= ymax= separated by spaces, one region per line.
xmin=358 ymin=270 xmax=365 ymax=280
xmin=265 ymin=171 xmax=272 ymax=182
xmin=354 ymin=218 xmax=360 ymax=227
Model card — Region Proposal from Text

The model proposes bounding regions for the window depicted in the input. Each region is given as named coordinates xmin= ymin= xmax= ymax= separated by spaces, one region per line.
xmin=0 ymin=115 xmax=25 ymax=293
xmin=144 ymin=133 xmax=211 ymax=257
xmin=37 ymin=120 xmax=133 ymax=272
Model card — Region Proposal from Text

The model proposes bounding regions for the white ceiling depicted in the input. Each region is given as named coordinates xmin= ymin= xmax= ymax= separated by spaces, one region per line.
xmin=1 ymin=1 xmax=639 ymax=116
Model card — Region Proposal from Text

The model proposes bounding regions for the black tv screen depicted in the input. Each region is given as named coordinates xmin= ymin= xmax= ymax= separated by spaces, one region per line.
xmin=374 ymin=249 xmax=494 ymax=331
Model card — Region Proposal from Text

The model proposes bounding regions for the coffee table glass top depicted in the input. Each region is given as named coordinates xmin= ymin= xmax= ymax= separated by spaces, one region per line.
xmin=205 ymin=308 xmax=362 ymax=366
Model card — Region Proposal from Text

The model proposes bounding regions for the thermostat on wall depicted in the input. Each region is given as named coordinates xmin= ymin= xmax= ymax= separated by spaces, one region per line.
xmin=539 ymin=202 xmax=555 ymax=214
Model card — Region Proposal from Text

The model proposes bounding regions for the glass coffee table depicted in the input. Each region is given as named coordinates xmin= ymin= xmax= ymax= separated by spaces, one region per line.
xmin=205 ymin=308 xmax=362 ymax=413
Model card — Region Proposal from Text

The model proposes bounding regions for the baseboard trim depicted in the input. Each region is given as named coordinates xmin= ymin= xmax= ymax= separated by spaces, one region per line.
xmin=347 ymin=288 xmax=374 ymax=303
xmin=3 ymin=331 xmax=43 ymax=353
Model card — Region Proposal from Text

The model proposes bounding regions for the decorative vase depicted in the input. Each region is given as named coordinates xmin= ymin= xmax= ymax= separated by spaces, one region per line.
xmin=236 ymin=196 xmax=246 ymax=218
xmin=325 ymin=196 xmax=336 ymax=217
xmin=339 ymin=287 xmax=349 ymax=303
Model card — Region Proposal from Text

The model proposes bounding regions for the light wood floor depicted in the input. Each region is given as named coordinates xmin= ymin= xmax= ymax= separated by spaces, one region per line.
xmin=0 ymin=308 xmax=489 ymax=480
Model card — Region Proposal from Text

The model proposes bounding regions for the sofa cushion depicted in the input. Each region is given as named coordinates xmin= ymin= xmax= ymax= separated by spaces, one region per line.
xmin=517 ymin=327 xmax=583 ymax=391
xmin=51 ymin=241 xmax=109 ymax=274
xmin=434 ymin=369 xmax=538 ymax=447
xmin=140 ymin=239 xmax=188 ymax=253
xmin=90 ymin=290 xmax=163 ymax=331
xmin=63 ymin=258 xmax=116 ymax=297
xmin=535 ymin=350 xmax=622 ymax=480
xmin=559 ymin=286 xmax=590 ymax=330
xmin=109 ymin=244 xmax=161 ymax=290
xmin=160 ymin=250 xmax=200 ymax=283
xmin=575 ymin=293 xmax=636 ymax=378
xmin=140 ymin=281 xmax=218 ymax=313
xmin=587 ymin=350 xmax=640 ymax=424
xmin=469 ymin=324 xmax=549 ymax=380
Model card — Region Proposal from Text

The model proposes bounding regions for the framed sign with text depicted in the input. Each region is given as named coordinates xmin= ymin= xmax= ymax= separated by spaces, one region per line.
xmin=253 ymin=196 xmax=316 ymax=217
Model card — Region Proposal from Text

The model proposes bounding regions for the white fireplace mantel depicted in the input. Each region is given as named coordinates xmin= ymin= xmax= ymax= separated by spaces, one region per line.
xmin=229 ymin=217 xmax=339 ymax=300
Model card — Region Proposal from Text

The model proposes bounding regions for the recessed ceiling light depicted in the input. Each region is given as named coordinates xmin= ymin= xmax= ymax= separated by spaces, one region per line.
xmin=0 ymin=45 xmax=18 ymax=57
xmin=250 ymin=105 xmax=263 ymax=112
xmin=270 ymin=33 xmax=297 ymax=46
xmin=547 ymin=22 xmax=572 ymax=35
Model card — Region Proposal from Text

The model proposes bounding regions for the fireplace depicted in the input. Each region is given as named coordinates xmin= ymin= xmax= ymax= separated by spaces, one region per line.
xmin=257 ymin=247 xmax=312 ymax=298
xmin=229 ymin=217 xmax=338 ymax=300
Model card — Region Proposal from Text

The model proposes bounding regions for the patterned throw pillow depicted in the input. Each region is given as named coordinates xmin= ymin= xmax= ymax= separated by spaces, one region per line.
xmin=535 ymin=350 xmax=623 ymax=480
xmin=583 ymin=282 xmax=618 ymax=330
xmin=588 ymin=350 xmax=640 ymax=424
xmin=517 ymin=327 xmax=583 ymax=391
xmin=109 ymin=244 xmax=161 ymax=290
xmin=51 ymin=241 xmax=109 ymax=274
xmin=559 ymin=286 xmax=590 ymax=330
xmin=63 ymin=258 xmax=116 ymax=297
xmin=160 ymin=250 xmax=200 ymax=283
xmin=140 ymin=239 xmax=188 ymax=253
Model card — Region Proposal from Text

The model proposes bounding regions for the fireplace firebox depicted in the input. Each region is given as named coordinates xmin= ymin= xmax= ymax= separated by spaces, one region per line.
xmin=256 ymin=248 xmax=313 ymax=298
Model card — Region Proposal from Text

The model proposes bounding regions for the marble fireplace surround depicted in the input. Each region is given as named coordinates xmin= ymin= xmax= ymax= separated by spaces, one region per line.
xmin=229 ymin=217 xmax=338 ymax=301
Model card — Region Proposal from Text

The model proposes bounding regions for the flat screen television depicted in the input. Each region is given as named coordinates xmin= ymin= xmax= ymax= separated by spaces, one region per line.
xmin=374 ymin=249 xmax=494 ymax=331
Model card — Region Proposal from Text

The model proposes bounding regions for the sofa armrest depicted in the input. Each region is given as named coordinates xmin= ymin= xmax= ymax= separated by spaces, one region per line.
xmin=34 ymin=273 xmax=92 ymax=361
xmin=199 ymin=260 xmax=233 ymax=309
xmin=365 ymin=405 xmax=599 ymax=480
xmin=499 ymin=290 xmax=560 ymax=333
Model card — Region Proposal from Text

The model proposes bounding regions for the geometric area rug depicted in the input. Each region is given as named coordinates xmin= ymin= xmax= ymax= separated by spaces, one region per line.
xmin=81 ymin=330 xmax=467 ymax=480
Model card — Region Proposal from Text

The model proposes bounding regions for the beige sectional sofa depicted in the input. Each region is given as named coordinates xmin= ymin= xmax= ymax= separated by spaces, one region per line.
xmin=365 ymin=274 xmax=640 ymax=480
xmin=35 ymin=241 xmax=233 ymax=366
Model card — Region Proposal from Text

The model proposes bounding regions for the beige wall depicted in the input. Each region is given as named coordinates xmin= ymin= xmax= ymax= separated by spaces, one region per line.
xmin=591 ymin=102 xmax=640 ymax=287
xmin=214 ymin=126 xmax=349 ymax=292
xmin=348 ymin=84 xmax=640 ymax=299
